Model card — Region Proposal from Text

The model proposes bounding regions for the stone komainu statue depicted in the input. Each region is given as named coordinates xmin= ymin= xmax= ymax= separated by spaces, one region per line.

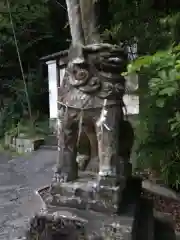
xmin=54 ymin=0 xmax=134 ymax=187
xmin=55 ymin=44 xmax=133 ymax=183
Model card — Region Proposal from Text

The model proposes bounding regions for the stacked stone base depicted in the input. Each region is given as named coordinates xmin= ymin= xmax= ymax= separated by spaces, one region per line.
xmin=24 ymin=174 xmax=155 ymax=240
xmin=48 ymin=174 xmax=122 ymax=213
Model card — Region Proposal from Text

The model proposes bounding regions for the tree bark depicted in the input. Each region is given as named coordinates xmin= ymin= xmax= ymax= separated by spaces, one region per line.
xmin=65 ymin=0 xmax=85 ymax=46
xmin=79 ymin=0 xmax=100 ymax=44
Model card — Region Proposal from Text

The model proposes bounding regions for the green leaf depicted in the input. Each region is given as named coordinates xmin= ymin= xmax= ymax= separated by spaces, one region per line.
xmin=159 ymin=87 xmax=176 ymax=96
xmin=175 ymin=112 xmax=180 ymax=120
xmin=158 ymin=70 xmax=168 ymax=80
xmin=168 ymin=69 xmax=177 ymax=81
xmin=156 ymin=99 xmax=165 ymax=108
xmin=121 ymin=72 xmax=128 ymax=76
xmin=150 ymin=77 xmax=161 ymax=84
xmin=175 ymin=64 xmax=180 ymax=70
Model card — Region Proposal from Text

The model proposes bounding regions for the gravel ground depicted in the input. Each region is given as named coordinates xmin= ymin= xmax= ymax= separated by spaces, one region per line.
xmin=0 ymin=149 xmax=56 ymax=239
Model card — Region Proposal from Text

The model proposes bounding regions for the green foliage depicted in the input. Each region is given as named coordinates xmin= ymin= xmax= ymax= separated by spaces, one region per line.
xmin=107 ymin=0 xmax=180 ymax=54
xmin=0 ymin=70 xmax=49 ymax=138
xmin=0 ymin=0 xmax=68 ymax=137
xmin=126 ymin=45 xmax=180 ymax=189
xmin=108 ymin=0 xmax=180 ymax=188
xmin=5 ymin=118 xmax=49 ymax=138
xmin=0 ymin=0 xmax=53 ymax=72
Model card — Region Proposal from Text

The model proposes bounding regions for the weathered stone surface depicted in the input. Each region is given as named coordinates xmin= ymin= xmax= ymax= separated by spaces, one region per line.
xmin=142 ymin=180 xmax=180 ymax=200
xmin=37 ymin=175 xmax=144 ymax=218
xmin=4 ymin=134 xmax=44 ymax=153
xmin=76 ymin=154 xmax=90 ymax=171
xmin=86 ymin=156 xmax=99 ymax=173
xmin=25 ymin=207 xmax=136 ymax=240
xmin=26 ymin=210 xmax=86 ymax=240
xmin=40 ymin=178 xmax=121 ymax=213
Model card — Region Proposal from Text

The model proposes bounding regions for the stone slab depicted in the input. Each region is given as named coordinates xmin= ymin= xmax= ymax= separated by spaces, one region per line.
xmin=4 ymin=134 xmax=44 ymax=153
xmin=142 ymin=180 xmax=180 ymax=200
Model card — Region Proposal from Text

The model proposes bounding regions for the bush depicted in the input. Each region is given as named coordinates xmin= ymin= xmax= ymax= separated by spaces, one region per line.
xmin=0 ymin=70 xmax=49 ymax=138
xmin=125 ymin=44 xmax=180 ymax=190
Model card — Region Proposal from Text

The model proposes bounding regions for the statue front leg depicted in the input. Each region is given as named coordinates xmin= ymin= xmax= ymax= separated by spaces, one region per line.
xmin=54 ymin=106 xmax=78 ymax=182
xmin=96 ymin=106 xmax=124 ymax=187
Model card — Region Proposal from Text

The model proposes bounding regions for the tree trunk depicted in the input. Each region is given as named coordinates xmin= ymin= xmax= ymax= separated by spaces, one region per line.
xmin=65 ymin=0 xmax=85 ymax=46
xmin=79 ymin=0 xmax=100 ymax=44
xmin=65 ymin=0 xmax=100 ymax=46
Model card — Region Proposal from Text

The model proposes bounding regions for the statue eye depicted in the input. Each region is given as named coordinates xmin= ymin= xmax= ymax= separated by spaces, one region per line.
xmin=75 ymin=69 xmax=89 ymax=80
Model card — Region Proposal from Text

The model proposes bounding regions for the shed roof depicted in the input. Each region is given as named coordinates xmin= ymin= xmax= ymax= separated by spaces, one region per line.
xmin=40 ymin=50 xmax=68 ymax=62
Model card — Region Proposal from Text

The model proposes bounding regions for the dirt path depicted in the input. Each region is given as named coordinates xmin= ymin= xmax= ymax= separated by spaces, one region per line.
xmin=0 ymin=149 xmax=56 ymax=239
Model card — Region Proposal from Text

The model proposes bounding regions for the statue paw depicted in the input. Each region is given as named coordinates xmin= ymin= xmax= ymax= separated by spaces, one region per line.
xmin=53 ymin=172 xmax=67 ymax=183
xmin=76 ymin=154 xmax=90 ymax=171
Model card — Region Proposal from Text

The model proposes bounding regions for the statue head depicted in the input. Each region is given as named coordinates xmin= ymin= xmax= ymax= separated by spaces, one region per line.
xmin=65 ymin=43 xmax=128 ymax=100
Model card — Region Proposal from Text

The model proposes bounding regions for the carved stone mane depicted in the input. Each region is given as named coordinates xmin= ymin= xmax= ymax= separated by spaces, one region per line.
xmin=58 ymin=44 xmax=127 ymax=109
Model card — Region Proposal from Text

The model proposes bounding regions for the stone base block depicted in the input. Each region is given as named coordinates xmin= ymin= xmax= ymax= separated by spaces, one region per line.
xmin=40 ymin=173 xmax=126 ymax=213
xmin=23 ymin=176 xmax=155 ymax=240
xmin=25 ymin=207 xmax=136 ymax=240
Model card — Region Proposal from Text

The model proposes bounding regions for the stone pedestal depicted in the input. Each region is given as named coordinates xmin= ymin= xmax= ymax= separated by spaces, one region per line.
xmin=25 ymin=175 xmax=154 ymax=240
xmin=40 ymin=173 xmax=122 ymax=213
